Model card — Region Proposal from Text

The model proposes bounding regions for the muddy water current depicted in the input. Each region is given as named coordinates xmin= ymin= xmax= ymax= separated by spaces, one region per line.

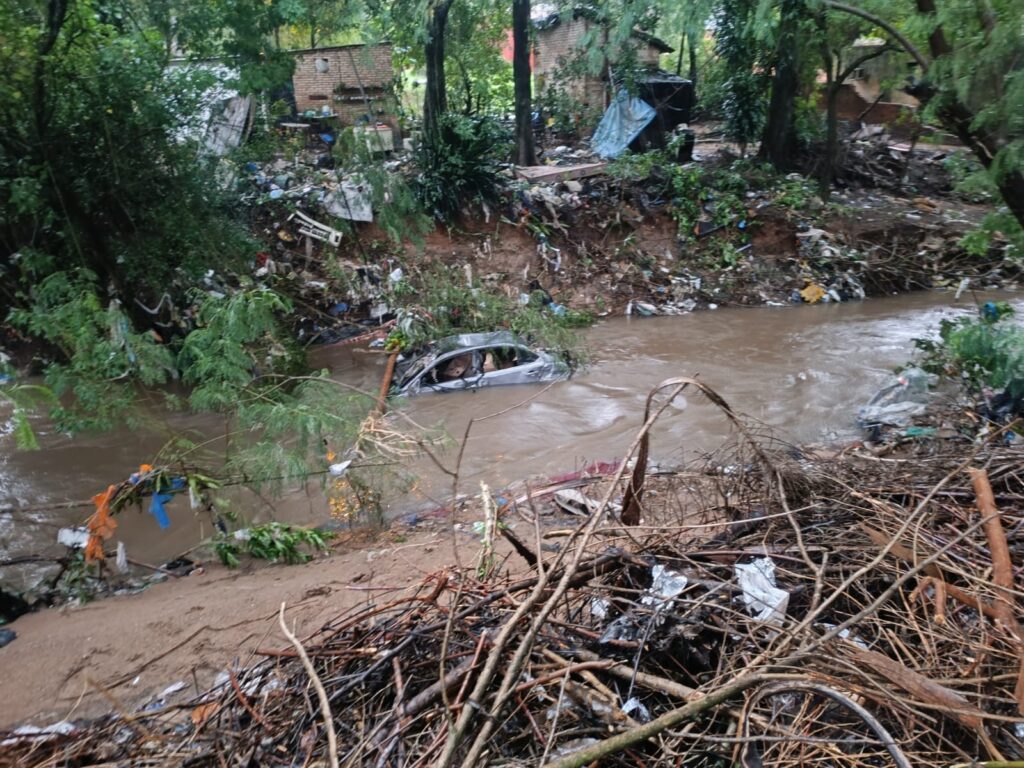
xmin=2 ymin=290 xmax=1020 ymax=585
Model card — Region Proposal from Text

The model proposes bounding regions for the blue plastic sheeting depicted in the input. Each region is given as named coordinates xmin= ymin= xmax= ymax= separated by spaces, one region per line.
xmin=149 ymin=477 xmax=186 ymax=530
xmin=591 ymin=90 xmax=657 ymax=159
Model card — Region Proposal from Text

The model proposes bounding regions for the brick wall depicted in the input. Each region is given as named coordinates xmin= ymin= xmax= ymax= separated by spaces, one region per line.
xmin=535 ymin=19 xmax=664 ymax=111
xmin=292 ymin=43 xmax=395 ymax=125
xmin=832 ymin=83 xmax=916 ymax=133
xmin=537 ymin=19 xmax=609 ymax=108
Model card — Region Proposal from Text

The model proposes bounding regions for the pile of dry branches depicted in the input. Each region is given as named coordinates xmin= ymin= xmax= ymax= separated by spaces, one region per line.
xmin=6 ymin=379 xmax=1023 ymax=768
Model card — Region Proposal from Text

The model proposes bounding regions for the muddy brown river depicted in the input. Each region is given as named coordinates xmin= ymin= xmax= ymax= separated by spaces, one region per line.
xmin=1 ymin=290 xmax=1020 ymax=586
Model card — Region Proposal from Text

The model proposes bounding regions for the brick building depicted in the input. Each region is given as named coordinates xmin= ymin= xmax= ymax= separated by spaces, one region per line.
xmin=291 ymin=43 xmax=397 ymax=129
xmin=533 ymin=9 xmax=672 ymax=113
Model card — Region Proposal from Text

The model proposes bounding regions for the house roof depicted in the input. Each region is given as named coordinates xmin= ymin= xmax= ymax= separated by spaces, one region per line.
xmin=287 ymin=42 xmax=392 ymax=56
xmin=535 ymin=7 xmax=674 ymax=53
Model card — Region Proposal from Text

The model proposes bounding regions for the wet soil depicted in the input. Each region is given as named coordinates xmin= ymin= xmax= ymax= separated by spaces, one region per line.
xmin=0 ymin=527 xmax=510 ymax=729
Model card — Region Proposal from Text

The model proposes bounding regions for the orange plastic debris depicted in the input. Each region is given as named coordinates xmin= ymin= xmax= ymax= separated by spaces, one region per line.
xmin=84 ymin=484 xmax=118 ymax=563
xmin=190 ymin=701 xmax=219 ymax=727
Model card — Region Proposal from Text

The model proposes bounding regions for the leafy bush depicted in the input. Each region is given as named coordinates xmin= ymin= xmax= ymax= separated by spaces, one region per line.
xmin=915 ymin=303 xmax=1024 ymax=396
xmin=214 ymin=523 xmax=330 ymax=567
xmin=9 ymin=270 xmax=176 ymax=431
xmin=385 ymin=265 xmax=591 ymax=363
xmin=413 ymin=114 xmax=508 ymax=221
xmin=959 ymin=211 xmax=1024 ymax=261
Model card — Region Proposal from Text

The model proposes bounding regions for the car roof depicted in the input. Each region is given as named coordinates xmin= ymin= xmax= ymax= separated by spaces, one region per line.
xmin=433 ymin=331 xmax=528 ymax=355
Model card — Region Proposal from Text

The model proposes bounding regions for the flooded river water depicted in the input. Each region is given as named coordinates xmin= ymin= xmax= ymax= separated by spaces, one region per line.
xmin=1 ymin=290 xmax=1019 ymax=582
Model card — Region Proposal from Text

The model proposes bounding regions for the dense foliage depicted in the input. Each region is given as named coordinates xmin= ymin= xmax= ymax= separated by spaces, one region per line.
xmin=413 ymin=114 xmax=508 ymax=220
xmin=916 ymin=303 xmax=1024 ymax=396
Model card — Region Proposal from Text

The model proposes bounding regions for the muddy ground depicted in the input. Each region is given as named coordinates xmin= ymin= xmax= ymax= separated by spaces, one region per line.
xmin=268 ymin=142 xmax=1013 ymax=347
xmin=0 ymin=526 xmax=503 ymax=728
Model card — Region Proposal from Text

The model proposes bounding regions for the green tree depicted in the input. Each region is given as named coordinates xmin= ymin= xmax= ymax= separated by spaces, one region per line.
xmin=512 ymin=0 xmax=536 ymax=164
xmin=818 ymin=0 xmax=1024 ymax=227
xmin=715 ymin=0 xmax=767 ymax=151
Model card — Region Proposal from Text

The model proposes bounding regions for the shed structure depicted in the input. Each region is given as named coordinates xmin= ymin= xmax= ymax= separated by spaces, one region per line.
xmin=291 ymin=43 xmax=397 ymax=129
xmin=533 ymin=9 xmax=672 ymax=114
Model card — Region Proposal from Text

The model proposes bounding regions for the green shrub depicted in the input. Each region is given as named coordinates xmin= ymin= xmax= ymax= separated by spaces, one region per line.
xmin=413 ymin=114 xmax=508 ymax=221
xmin=214 ymin=523 xmax=330 ymax=567
xmin=385 ymin=265 xmax=590 ymax=362
xmin=915 ymin=303 xmax=1024 ymax=396
xmin=959 ymin=211 xmax=1024 ymax=261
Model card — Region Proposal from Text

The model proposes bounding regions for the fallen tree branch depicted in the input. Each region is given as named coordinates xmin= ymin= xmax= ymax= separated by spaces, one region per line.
xmin=542 ymin=673 xmax=767 ymax=768
xmin=741 ymin=681 xmax=914 ymax=768
xmin=279 ymin=602 xmax=338 ymax=768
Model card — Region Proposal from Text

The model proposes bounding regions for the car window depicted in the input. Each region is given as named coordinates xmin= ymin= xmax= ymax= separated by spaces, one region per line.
xmin=423 ymin=351 xmax=482 ymax=386
xmin=515 ymin=347 xmax=538 ymax=364
xmin=481 ymin=346 xmax=536 ymax=373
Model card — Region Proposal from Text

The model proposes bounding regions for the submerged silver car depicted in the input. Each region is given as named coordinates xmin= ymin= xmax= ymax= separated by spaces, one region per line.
xmin=392 ymin=331 xmax=571 ymax=395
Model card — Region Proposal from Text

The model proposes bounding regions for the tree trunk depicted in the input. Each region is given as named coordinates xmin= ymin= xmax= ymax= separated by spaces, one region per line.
xmin=759 ymin=0 xmax=801 ymax=170
xmin=423 ymin=0 xmax=454 ymax=142
xmin=819 ymin=83 xmax=839 ymax=202
xmin=913 ymin=0 xmax=1024 ymax=228
xmin=937 ymin=99 xmax=1024 ymax=226
xmin=512 ymin=0 xmax=536 ymax=166
xmin=687 ymin=28 xmax=699 ymax=89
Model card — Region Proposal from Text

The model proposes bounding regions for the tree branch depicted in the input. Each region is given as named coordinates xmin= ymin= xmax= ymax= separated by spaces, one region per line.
xmin=822 ymin=1 xmax=930 ymax=71
xmin=837 ymin=43 xmax=896 ymax=86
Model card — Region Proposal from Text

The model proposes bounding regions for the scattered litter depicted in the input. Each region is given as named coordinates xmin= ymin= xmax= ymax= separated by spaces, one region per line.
xmin=641 ymin=564 xmax=688 ymax=609
xmin=735 ymin=557 xmax=789 ymax=625
xmin=1 ymin=720 xmax=75 ymax=746
xmin=289 ymin=210 xmax=343 ymax=246
xmin=323 ymin=180 xmax=373 ymax=223
xmin=551 ymin=737 xmax=599 ymax=759
xmin=554 ymin=489 xmax=603 ymax=516
xmin=622 ymin=697 xmax=651 ymax=722
xmin=858 ymin=368 xmax=935 ymax=428
xmin=157 ymin=681 xmax=187 ymax=700
xmin=57 ymin=527 xmax=89 ymax=549
xmin=800 ymin=283 xmax=827 ymax=304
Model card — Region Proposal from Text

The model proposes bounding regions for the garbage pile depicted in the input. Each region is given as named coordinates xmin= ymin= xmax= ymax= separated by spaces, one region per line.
xmin=7 ymin=380 xmax=1023 ymax=768
xmin=838 ymin=131 xmax=962 ymax=196
xmin=243 ymin=156 xmax=380 ymax=225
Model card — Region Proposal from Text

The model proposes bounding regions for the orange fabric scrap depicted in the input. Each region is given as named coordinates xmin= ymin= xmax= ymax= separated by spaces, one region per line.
xmin=84 ymin=484 xmax=118 ymax=563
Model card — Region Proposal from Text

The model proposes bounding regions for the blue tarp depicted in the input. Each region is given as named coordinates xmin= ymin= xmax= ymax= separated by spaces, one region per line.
xmin=591 ymin=90 xmax=657 ymax=159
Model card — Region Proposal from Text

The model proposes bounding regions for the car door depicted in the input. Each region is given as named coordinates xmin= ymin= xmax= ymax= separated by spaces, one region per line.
xmin=477 ymin=345 xmax=545 ymax=387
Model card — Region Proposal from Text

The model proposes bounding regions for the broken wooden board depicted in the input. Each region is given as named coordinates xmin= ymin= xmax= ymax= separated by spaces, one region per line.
xmin=515 ymin=162 xmax=607 ymax=183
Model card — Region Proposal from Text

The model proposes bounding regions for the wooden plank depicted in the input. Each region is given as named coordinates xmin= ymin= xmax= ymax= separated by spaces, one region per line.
xmin=515 ymin=162 xmax=607 ymax=183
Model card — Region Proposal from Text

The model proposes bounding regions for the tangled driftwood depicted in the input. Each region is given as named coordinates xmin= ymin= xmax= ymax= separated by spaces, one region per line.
xmin=4 ymin=381 xmax=1022 ymax=768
